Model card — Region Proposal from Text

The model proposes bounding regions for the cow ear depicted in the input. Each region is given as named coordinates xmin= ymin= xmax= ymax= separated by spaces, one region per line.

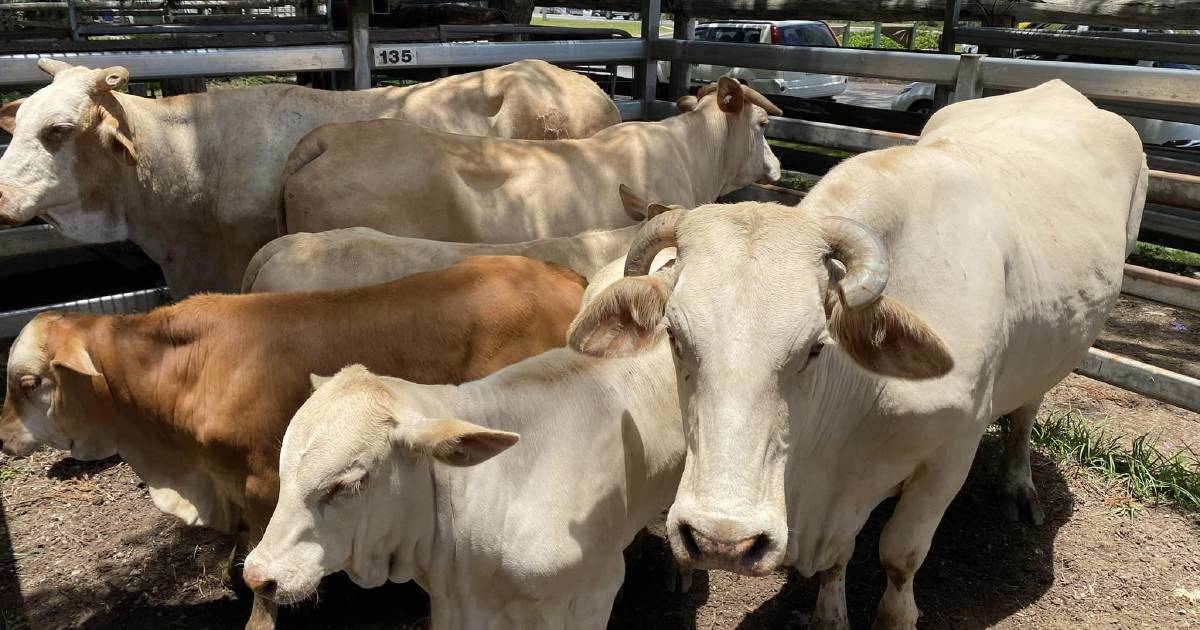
xmin=93 ymin=66 xmax=129 ymax=92
xmin=49 ymin=342 xmax=101 ymax=378
xmin=407 ymin=418 xmax=519 ymax=467
xmin=310 ymin=373 xmax=333 ymax=392
xmin=716 ymin=76 xmax=744 ymax=114
xmin=619 ymin=184 xmax=649 ymax=220
xmin=829 ymin=296 xmax=953 ymax=380
xmin=0 ymin=98 xmax=23 ymax=134
xmin=569 ymin=275 xmax=671 ymax=358
xmin=96 ymin=106 xmax=138 ymax=166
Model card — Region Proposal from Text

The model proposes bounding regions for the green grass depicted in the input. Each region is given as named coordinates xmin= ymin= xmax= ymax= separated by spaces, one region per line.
xmin=530 ymin=16 xmax=671 ymax=37
xmin=768 ymin=139 xmax=855 ymax=159
xmin=775 ymin=172 xmax=820 ymax=192
xmin=1032 ymin=409 xmax=1200 ymax=513
xmin=1133 ymin=242 xmax=1200 ymax=268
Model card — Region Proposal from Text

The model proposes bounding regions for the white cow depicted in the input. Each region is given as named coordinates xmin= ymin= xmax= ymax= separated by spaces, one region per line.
xmin=279 ymin=77 xmax=782 ymax=242
xmin=242 ymin=253 xmax=683 ymax=630
xmin=568 ymin=80 xmax=1147 ymax=628
xmin=0 ymin=59 xmax=619 ymax=297
xmin=242 ymin=186 xmax=674 ymax=292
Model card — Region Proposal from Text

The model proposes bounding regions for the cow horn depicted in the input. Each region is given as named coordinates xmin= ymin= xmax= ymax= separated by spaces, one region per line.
xmin=821 ymin=216 xmax=890 ymax=309
xmin=624 ymin=208 xmax=686 ymax=277
xmin=742 ymin=86 xmax=783 ymax=116
xmin=696 ymin=83 xmax=719 ymax=100
xmin=37 ymin=58 xmax=74 ymax=77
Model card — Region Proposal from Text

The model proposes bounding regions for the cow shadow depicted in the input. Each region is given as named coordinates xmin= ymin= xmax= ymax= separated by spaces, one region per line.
xmin=47 ymin=454 xmax=124 ymax=480
xmin=0 ymin=490 xmax=29 ymax=630
xmin=735 ymin=431 xmax=1072 ymax=629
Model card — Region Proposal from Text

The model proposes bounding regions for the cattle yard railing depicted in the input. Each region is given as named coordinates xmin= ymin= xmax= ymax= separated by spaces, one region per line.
xmin=0 ymin=2 xmax=1198 ymax=413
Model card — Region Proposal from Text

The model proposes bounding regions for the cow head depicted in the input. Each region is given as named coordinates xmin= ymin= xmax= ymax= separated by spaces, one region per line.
xmin=568 ymin=202 xmax=952 ymax=575
xmin=677 ymin=77 xmax=782 ymax=194
xmin=0 ymin=58 xmax=136 ymax=238
xmin=1 ymin=313 xmax=117 ymax=460
xmin=244 ymin=365 xmax=518 ymax=604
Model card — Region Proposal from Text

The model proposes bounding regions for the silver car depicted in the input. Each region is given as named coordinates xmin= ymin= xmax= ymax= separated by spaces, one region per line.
xmin=658 ymin=20 xmax=848 ymax=99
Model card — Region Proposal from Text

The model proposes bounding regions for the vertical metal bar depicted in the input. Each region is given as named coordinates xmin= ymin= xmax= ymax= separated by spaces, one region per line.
xmin=952 ymin=53 xmax=985 ymax=102
xmin=66 ymin=0 xmax=79 ymax=41
xmin=934 ymin=0 xmax=962 ymax=109
xmin=842 ymin=21 xmax=850 ymax=46
xmin=908 ymin=23 xmax=917 ymax=50
xmin=350 ymin=0 xmax=371 ymax=90
xmin=638 ymin=0 xmax=662 ymax=120
xmin=667 ymin=15 xmax=694 ymax=101
xmin=871 ymin=21 xmax=881 ymax=49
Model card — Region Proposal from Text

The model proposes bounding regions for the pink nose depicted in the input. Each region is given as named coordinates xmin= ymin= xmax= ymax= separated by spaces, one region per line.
xmin=676 ymin=522 xmax=773 ymax=573
xmin=242 ymin=564 xmax=278 ymax=599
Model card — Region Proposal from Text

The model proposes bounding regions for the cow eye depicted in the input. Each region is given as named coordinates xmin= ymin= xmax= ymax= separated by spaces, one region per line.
xmin=809 ymin=343 xmax=825 ymax=360
xmin=41 ymin=123 xmax=76 ymax=144
xmin=320 ymin=473 xmax=368 ymax=505
xmin=19 ymin=374 xmax=41 ymax=394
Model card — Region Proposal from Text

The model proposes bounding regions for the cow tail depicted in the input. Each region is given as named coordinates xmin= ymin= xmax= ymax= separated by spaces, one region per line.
xmin=274 ymin=129 xmax=329 ymax=236
xmin=240 ymin=234 xmax=294 ymax=293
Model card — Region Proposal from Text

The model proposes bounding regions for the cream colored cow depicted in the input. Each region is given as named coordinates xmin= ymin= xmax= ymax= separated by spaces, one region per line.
xmin=0 ymin=59 xmax=619 ymax=297
xmin=243 ymin=254 xmax=683 ymax=630
xmin=280 ymin=77 xmax=781 ymax=242
xmin=242 ymin=186 xmax=676 ymax=292
xmin=569 ymin=80 xmax=1147 ymax=629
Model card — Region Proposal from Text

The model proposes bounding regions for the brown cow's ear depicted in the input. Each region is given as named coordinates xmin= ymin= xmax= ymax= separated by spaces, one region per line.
xmin=96 ymin=106 xmax=138 ymax=166
xmin=49 ymin=342 xmax=101 ymax=378
xmin=829 ymin=296 xmax=953 ymax=380
xmin=408 ymin=418 xmax=519 ymax=467
xmin=0 ymin=98 xmax=24 ymax=134
xmin=716 ymin=76 xmax=744 ymax=114
xmin=569 ymin=275 xmax=671 ymax=358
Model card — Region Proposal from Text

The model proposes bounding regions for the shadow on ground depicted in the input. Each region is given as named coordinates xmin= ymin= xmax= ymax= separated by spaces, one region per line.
xmin=8 ymin=433 xmax=1070 ymax=629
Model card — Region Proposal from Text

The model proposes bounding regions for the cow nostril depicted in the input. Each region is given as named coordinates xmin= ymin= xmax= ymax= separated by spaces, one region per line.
xmin=742 ymin=534 xmax=771 ymax=566
xmin=253 ymin=577 xmax=277 ymax=598
xmin=677 ymin=523 xmax=701 ymax=559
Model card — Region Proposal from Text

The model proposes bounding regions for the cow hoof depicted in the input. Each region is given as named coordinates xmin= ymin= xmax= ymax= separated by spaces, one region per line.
xmin=808 ymin=617 xmax=850 ymax=630
xmin=999 ymin=481 xmax=1045 ymax=526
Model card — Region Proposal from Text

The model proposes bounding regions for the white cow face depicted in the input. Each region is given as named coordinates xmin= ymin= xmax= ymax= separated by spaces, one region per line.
xmin=1 ymin=314 xmax=118 ymax=460
xmin=569 ymin=202 xmax=952 ymax=575
xmin=677 ymin=78 xmax=782 ymax=194
xmin=243 ymin=366 xmax=518 ymax=604
xmin=0 ymin=59 xmax=137 ymax=240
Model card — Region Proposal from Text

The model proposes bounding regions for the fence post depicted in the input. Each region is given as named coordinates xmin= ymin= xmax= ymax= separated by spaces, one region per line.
xmin=952 ymin=53 xmax=986 ymax=102
xmin=638 ymin=0 xmax=662 ymax=120
xmin=667 ymin=15 xmax=695 ymax=101
xmin=934 ymin=0 xmax=962 ymax=109
xmin=66 ymin=0 xmax=79 ymax=41
xmin=349 ymin=0 xmax=372 ymax=90
xmin=908 ymin=23 xmax=917 ymax=50
xmin=842 ymin=21 xmax=850 ymax=46
xmin=871 ymin=21 xmax=881 ymax=48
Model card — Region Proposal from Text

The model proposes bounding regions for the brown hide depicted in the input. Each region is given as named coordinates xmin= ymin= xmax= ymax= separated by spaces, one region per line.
xmin=10 ymin=255 xmax=585 ymax=537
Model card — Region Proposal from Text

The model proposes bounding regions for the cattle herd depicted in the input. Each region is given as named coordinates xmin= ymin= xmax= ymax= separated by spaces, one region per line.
xmin=0 ymin=57 xmax=1148 ymax=630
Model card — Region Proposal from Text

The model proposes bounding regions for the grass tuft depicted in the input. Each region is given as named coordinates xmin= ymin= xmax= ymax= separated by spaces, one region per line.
xmin=1032 ymin=409 xmax=1200 ymax=513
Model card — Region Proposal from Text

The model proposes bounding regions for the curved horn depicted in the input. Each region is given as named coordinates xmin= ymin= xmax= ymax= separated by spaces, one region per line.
xmin=37 ymin=58 xmax=74 ymax=77
xmin=741 ymin=86 xmax=783 ymax=116
xmin=624 ymin=208 xmax=686 ymax=277
xmin=696 ymin=83 xmax=719 ymax=100
xmin=821 ymin=216 xmax=890 ymax=309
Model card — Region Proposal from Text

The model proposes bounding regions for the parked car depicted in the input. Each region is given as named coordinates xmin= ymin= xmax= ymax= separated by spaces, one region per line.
xmin=891 ymin=59 xmax=1200 ymax=145
xmin=658 ymin=20 xmax=848 ymax=99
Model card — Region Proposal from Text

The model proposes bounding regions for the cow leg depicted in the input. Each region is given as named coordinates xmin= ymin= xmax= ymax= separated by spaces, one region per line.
xmin=873 ymin=445 xmax=976 ymax=630
xmin=809 ymin=541 xmax=854 ymax=630
xmin=999 ymin=398 xmax=1046 ymax=525
xmin=244 ymin=594 xmax=278 ymax=630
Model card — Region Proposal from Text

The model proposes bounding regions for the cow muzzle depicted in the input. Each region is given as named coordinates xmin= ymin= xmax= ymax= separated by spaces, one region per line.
xmin=667 ymin=508 xmax=786 ymax=576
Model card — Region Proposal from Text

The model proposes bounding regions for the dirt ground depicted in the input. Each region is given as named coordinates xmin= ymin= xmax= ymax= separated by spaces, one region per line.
xmin=1 ymin=298 xmax=1198 ymax=630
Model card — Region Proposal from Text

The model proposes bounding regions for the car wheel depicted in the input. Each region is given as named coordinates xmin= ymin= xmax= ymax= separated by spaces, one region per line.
xmin=908 ymin=100 xmax=934 ymax=116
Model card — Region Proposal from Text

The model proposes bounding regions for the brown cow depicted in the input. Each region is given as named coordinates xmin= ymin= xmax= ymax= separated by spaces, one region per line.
xmin=0 ymin=255 xmax=586 ymax=630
